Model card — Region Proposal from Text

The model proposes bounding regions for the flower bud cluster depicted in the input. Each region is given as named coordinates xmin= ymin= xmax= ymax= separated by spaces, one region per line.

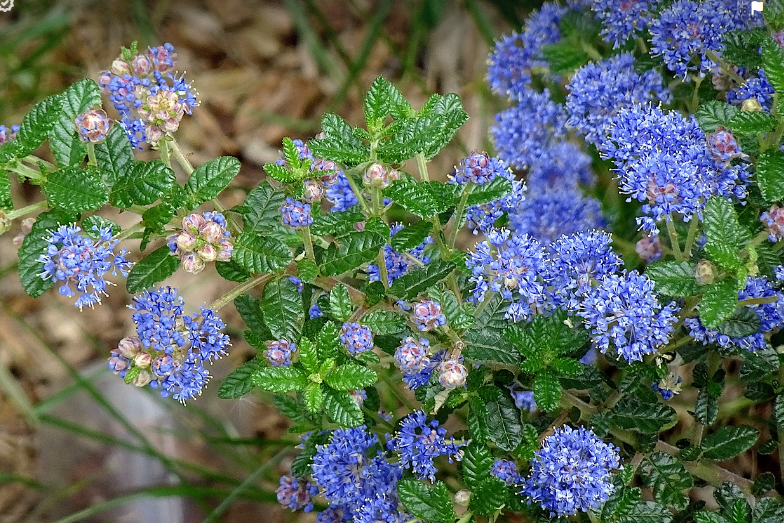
xmin=0 ymin=124 xmax=19 ymax=145
xmin=761 ymin=205 xmax=784 ymax=242
xmin=339 ymin=322 xmax=374 ymax=355
xmin=167 ymin=212 xmax=232 ymax=274
xmin=264 ymin=339 xmax=296 ymax=367
xmin=362 ymin=163 xmax=399 ymax=188
xmin=452 ymin=151 xmax=505 ymax=185
xmin=281 ymin=197 xmax=313 ymax=227
xmin=75 ymin=109 xmax=111 ymax=143
xmin=412 ymin=300 xmax=446 ymax=331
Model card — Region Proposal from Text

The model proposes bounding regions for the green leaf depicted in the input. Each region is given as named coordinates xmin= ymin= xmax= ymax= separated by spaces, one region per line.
xmin=722 ymin=29 xmax=766 ymax=69
xmin=233 ymin=233 xmax=293 ymax=274
xmin=252 ymin=366 xmax=308 ymax=393
xmin=16 ymin=94 xmax=62 ymax=154
xmin=110 ymin=160 xmax=176 ymax=208
xmin=397 ymin=479 xmax=456 ymax=523
xmin=19 ymin=209 xmax=75 ymax=298
xmin=485 ymin=388 xmax=523 ymax=451
xmin=49 ymin=80 xmax=102 ymax=167
xmin=297 ymin=258 xmax=319 ymax=282
xmin=533 ymin=368 xmax=562 ymax=413
xmin=310 ymin=208 xmax=365 ymax=237
xmin=0 ymin=171 xmax=11 ymax=211
xmin=262 ymin=277 xmax=304 ymax=341
xmin=695 ymin=512 xmax=730 ymax=523
xmin=389 ymin=259 xmax=456 ymax=300
xmin=640 ymin=452 xmax=693 ymax=510
xmin=215 ymin=260 xmax=251 ymax=282
xmin=126 ymin=245 xmax=179 ymax=293
xmin=308 ymin=114 xmax=371 ymax=165
xmin=462 ymin=443 xmax=493 ymax=488
xmin=728 ymin=111 xmax=777 ymax=135
xmin=695 ymin=388 xmax=719 ymax=425
xmin=646 ymin=261 xmax=698 ymax=297
xmin=763 ymin=38 xmax=784 ymax=95
xmin=704 ymin=196 xmax=742 ymax=256
xmin=756 ymin=150 xmax=784 ymax=203
xmin=602 ymin=486 xmax=643 ymax=522
xmin=463 ymin=329 xmax=520 ymax=364
xmin=218 ymin=358 xmax=265 ymax=399
xmin=465 ymin=175 xmax=513 ymax=207
xmin=94 ymin=125 xmax=133 ymax=186
xmin=616 ymin=500 xmax=674 ymax=523
xmin=43 ymin=166 xmax=108 ymax=213
xmin=701 ymin=426 xmax=759 ymax=460
xmin=540 ymin=41 xmax=589 ymax=73
xmin=418 ymin=93 xmax=469 ymax=159
xmin=753 ymin=498 xmax=784 ymax=523
xmin=612 ymin=396 xmax=676 ymax=433
xmin=303 ymin=382 xmax=324 ymax=413
xmin=323 ymin=388 xmax=364 ymax=427
xmin=428 ymin=287 xmax=474 ymax=331
xmin=328 ymin=284 xmax=353 ymax=322
xmin=383 ymin=179 xmax=460 ymax=217
xmin=320 ymin=231 xmax=386 ymax=277
xmin=717 ymin=306 xmax=761 ymax=338
xmin=299 ymin=336 xmax=319 ymax=374
xmin=317 ymin=322 xmax=342 ymax=360
xmin=360 ymin=310 xmax=407 ymax=335
xmin=82 ymin=216 xmax=120 ymax=236
xmin=468 ymin=395 xmax=489 ymax=442
xmin=774 ymin=395 xmax=784 ymax=431
xmin=469 ymin=477 xmax=508 ymax=516
xmin=390 ymin=220 xmax=432 ymax=252
xmin=700 ymin=279 xmax=739 ymax=329
xmin=185 ymin=156 xmax=241 ymax=208
xmin=235 ymin=182 xmax=287 ymax=236
xmin=364 ymin=76 xmax=393 ymax=128
xmin=324 ymin=364 xmax=378 ymax=390
xmin=696 ymin=101 xmax=739 ymax=132
xmin=234 ymin=294 xmax=271 ymax=339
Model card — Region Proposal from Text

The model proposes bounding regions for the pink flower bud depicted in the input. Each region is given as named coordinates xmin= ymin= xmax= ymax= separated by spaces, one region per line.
xmin=131 ymin=54 xmax=153 ymax=76
xmin=216 ymin=240 xmax=233 ymax=261
xmin=302 ymin=180 xmax=324 ymax=203
xmin=75 ymin=109 xmax=111 ymax=143
xmin=134 ymin=352 xmax=152 ymax=368
xmin=199 ymin=221 xmax=224 ymax=244
xmin=182 ymin=213 xmax=207 ymax=232
xmin=117 ymin=337 xmax=142 ymax=359
xmin=132 ymin=370 xmax=153 ymax=387
xmin=181 ymin=252 xmax=206 ymax=274
xmin=439 ymin=360 xmax=467 ymax=388
xmin=111 ymin=59 xmax=131 ymax=76
xmin=176 ymin=231 xmax=198 ymax=252
xmin=145 ymin=124 xmax=164 ymax=144
xmin=197 ymin=244 xmax=217 ymax=262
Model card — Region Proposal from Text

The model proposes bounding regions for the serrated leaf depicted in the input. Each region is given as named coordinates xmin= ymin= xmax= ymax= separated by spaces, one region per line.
xmin=700 ymin=279 xmax=739 ymax=329
xmin=0 ymin=171 xmax=11 ymax=211
xmin=616 ymin=500 xmax=674 ymax=523
xmin=464 ymin=176 xmax=513 ymax=208
xmin=462 ymin=443 xmax=493 ymax=488
xmin=126 ymin=245 xmax=179 ymax=293
xmin=551 ymin=357 xmax=581 ymax=377
xmin=695 ymin=388 xmax=719 ymax=425
xmin=218 ymin=358 xmax=265 ymax=398
xmin=324 ymin=363 xmax=377 ymax=390
xmin=215 ymin=260 xmax=251 ymax=282
xmin=323 ymin=388 xmax=364 ymax=427
xmin=728 ymin=111 xmax=777 ymax=135
xmin=303 ymin=382 xmax=324 ymax=413
xmin=696 ymin=101 xmax=739 ymax=132
xmin=262 ymin=277 xmax=304 ymax=341
xmin=640 ymin=452 xmax=693 ymax=510
xmin=540 ymin=41 xmax=589 ymax=73
xmin=360 ymin=310 xmax=407 ymax=335
xmin=468 ymin=395 xmax=489 ymax=443
xmin=328 ymin=284 xmax=353 ymax=322
xmin=602 ymin=486 xmax=643 ymax=521
xmin=317 ymin=322 xmax=342 ymax=360
xmin=717 ymin=306 xmax=761 ymax=338
xmin=397 ymin=479 xmax=456 ymax=523
xmin=753 ymin=498 xmax=784 ymax=523
xmin=19 ymin=209 xmax=75 ymax=298
xmin=533 ymin=368 xmax=562 ymax=413
xmin=646 ymin=261 xmax=698 ymax=297
xmin=299 ymin=336 xmax=319 ymax=373
xmin=185 ymin=156 xmax=240 ymax=208
xmin=16 ymin=94 xmax=62 ymax=154
xmin=94 ymin=125 xmax=133 ymax=186
xmin=273 ymin=394 xmax=304 ymax=422
xmin=296 ymin=258 xmax=319 ymax=282
xmin=612 ymin=396 xmax=676 ymax=433
xmin=419 ymin=93 xmax=469 ymax=159
xmin=110 ymin=160 xmax=175 ymax=208
xmin=235 ymin=182 xmax=287 ymax=236
xmin=701 ymin=426 xmax=759 ymax=461
xmin=775 ymin=395 xmax=784 ymax=431
xmin=695 ymin=512 xmax=730 ymax=523
xmin=43 ymin=166 xmax=108 ymax=213
xmin=463 ymin=329 xmax=520 ymax=364
xmin=49 ymin=80 xmax=102 ymax=167
xmin=756 ymin=150 xmax=784 ymax=203
xmin=729 ymin=498 xmax=752 ymax=523
xmin=763 ymin=38 xmax=784 ymax=94
xmin=485 ymin=389 xmax=523 ymax=451
xmin=383 ymin=179 xmax=460 ymax=217
xmin=234 ymin=294 xmax=271 ymax=339
xmin=308 ymin=114 xmax=370 ymax=165
xmin=310 ymin=208 xmax=365 ymax=237
xmin=252 ymin=366 xmax=308 ymax=393
xmin=469 ymin=477 xmax=508 ymax=516
xmin=390 ymin=220 xmax=432 ymax=252
xmin=364 ymin=76 xmax=392 ymax=128
xmin=389 ymin=259 xmax=456 ymax=300
xmin=320 ymin=231 xmax=386 ymax=277
xmin=704 ymin=196 xmax=742 ymax=253
xmin=233 ymin=233 xmax=293 ymax=274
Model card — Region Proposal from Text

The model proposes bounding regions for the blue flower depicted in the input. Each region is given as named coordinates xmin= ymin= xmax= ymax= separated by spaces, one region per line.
xmin=525 ymin=142 xmax=595 ymax=192
xmin=402 ymin=349 xmax=446 ymax=390
xmin=686 ymin=276 xmax=784 ymax=351
xmin=727 ymin=70 xmax=774 ymax=112
xmin=707 ymin=128 xmax=744 ymax=162
xmin=368 ymin=224 xmax=432 ymax=286
xmin=452 ymin=151 xmax=507 ymax=185
xmin=309 ymin=303 xmax=323 ymax=319
xmin=326 ymin=172 xmax=359 ymax=211
xmin=523 ymin=425 xmax=621 ymax=517
xmin=282 ymin=197 xmax=313 ymax=227
xmin=649 ymin=0 xmax=740 ymax=79
xmin=546 ymin=231 xmax=622 ymax=312
xmin=465 ymin=167 xmax=527 ymax=235
xmin=566 ymin=53 xmax=670 ymax=146
xmin=509 ymin=187 xmax=606 ymax=245
xmin=578 ymin=271 xmax=678 ymax=363
xmin=0 ymin=124 xmax=19 ymax=145
xmin=652 ymin=374 xmax=683 ymax=400
xmin=394 ymin=337 xmax=431 ymax=374
xmin=509 ymin=388 xmax=537 ymax=412
xmin=277 ymin=474 xmax=318 ymax=512
xmin=264 ymin=339 xmax=296 ymax=367
xmin=592 ymin=0 xmax=658 ymax=47
xmin=39 ymin=224 xmax=133 ymax=309
xmin=492 ymin=88 xmax=566 ymax=170
xmin=386 ymin=410 xmax=465 ymax=481
xmin=340 ymin=323 xmax=374 ymax=355
xmin=412 ymin=300 xmax=446 ymax=331
xmin=466 ymin=229 xmax=549 ymax=321
xmin=491 ymin=459 xmax=524 ymax=486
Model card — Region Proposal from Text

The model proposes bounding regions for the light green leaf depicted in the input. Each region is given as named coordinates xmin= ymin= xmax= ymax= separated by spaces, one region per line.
xmin=233 ymin=233 xmax=293 ymax=274
xmin=324 ymin=363 xmax=378 ymax=390
xmin=43 ymin=166 xmax=108 ymax=213
xmin=262 ymin=277 xmax=304 ymax=341
xmin=700 ymin=279 xmax=739 ymax=329
xmin=360 ymin=310 xmax=407 ymax=335
xmin=696 ymin=101 xmax=739 ymax=132
xmin=303 ymin=382 xmax=324 ymax=413
xmin=185 ymin=156 xmax=241 ymax=208
xmin=646 ymin=261 xmax=698 ymax=297
xmin=252 ymin=366 xmax=308 ymax=393
xmin=126 ymin=245 xmax=180 ymax=293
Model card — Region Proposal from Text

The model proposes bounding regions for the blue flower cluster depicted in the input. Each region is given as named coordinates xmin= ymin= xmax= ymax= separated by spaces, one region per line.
xmin=592 ymin=0 xmax=657 ymax=48
xmin=367 ymin=224 xmax=432 ymax=286
xmin=39 ymin=224 xmax=132 ymax=309
xmin=109 ymin=286 xmax=230 ymax=402
xmin=412 ymin=300 xmax=446 ymax=331
xmin=508 ymin=187 xmax=605 ymax=245
xmin=340 ymin=322 xmax=374 ymax=355
xmin=465 ymin=167 xmax=527 ymax=235
xmin=264 ymin=339 xmax=296 ymax=367
xmin=686 ymin=276 xmax=784 ymax=351
xmin=386 ymin=410 xmax=464 ymax=481
xmin=491 ymin=459 xmax=524 ymax=486
xmin=452 ymin=151 xmax=506 ymax=185
xmin=727 ymin=70 xmax=774 ymax=112
xmin=394 ymin=337 xmax=431 ymax=374
xmin=281 ymin=197 xmax=313 ymax=227
xmin=566 ymin=53 xmax=671 ymax=146
xmin=276 ymin=475 xmax=318 ymax=512
xmin=523 ymin=425 xmax=621 ymax=517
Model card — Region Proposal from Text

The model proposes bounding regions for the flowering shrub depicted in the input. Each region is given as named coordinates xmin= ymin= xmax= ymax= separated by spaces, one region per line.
xmin=6 ymin=3 xmax=784 ymax=520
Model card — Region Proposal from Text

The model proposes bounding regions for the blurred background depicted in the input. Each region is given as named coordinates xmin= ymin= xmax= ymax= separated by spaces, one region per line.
xmin=0 ymin=0 xmax=542 ymax=521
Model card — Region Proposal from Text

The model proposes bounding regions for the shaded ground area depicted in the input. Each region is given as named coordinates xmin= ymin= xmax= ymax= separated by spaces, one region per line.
xmin=0 ymin=1 xmax=523 ymax=520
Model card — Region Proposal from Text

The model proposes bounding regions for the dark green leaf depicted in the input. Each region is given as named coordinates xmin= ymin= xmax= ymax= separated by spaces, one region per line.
xmin=43 ymin=166 xmax=108 ymax=213
xmin=389 ymin=259 xmax=456 ymax=300
xmin=233 ymin=233 xmax=293 ymax=274
xmin=94 ymin=125 xmax=133 ymax=186
xmin=262 ymin=277 xmax=304 ymax=341
xmin=234 ymin=294 xmax=271 ymax=339
xmin=469 ymin=477 xmax=508 ymax=516
xmin=485 ymin=389 xmax=523 ymax=451
xmin=126 ymin=245 xmax=180 ymax=293
xmin=465 ymin=175 xmax=513 ymax=207
xmin=602 ymin=486 xmax=643 ymax=522
xmin=303 ymin=382 xmax=324 ymax=413
xmin=19 ymin=209 xmax=75 ymax=298
xmin=744 ymin=382 xmax=774 ymax=401
xmin=728 ymin=111 xmax=777 ymax=135
xmin=218 ymin=358 xmax=265 ymax=398
xmin=82 ymin=216 xmax=120 ymax=236
xmin=616 ymin=500 xmax=674 ymax=523
xmin=390 ymin=220 xmax=432 ymax=252
xmin=324 ymin=364 xmax=378 ymax=390
xmin=701 ymin=426 xmax=759 ymax=460
xmin=16 ymin=94 xmax=62 ymax=154
xmin=695 ymin=512 xmax=730 ymax=523
xmin=185 ymin=156 xmax=241 ymax=208
xmin=756 ymin=150 xmax=784 ymax=203
xmin=320 ymin=231 xmax=386 ymax=277
xmin=462 ymin=443 xmax=493 ymax=488
xmin=383 ymin=179 xmax=460 ymax=217
xmin=419 ymin=93 xmax=469 ymax=159
xmin=360 ymin=310 xmax=407 ymax=335
xmin=215 ymin=260 xmax=252 ymax=282
xmin=49 ymin=80 xmax=102 ymax=167
xmin=753 ymin=498 xmax=784 ymax=523
xmin=612 ymin=396 xmax=676 ymax=433
xmin=695 ymin=388 xmax=719 ymax=425
xmin=323 ymin=388 xmax=364 ymax=427
xmin=310 ymin=208 xmax=365 ymax=237
xmin=110 ymin=160 xmax=176 ymax=208
xmin=252 ymin=366 xmax=308 ymax=393
xmin=235 ymin=182 xmax=287 ymax=236
xmin=646 ymin=261 xmax=698 ymax=297
xmin=696 ymin=101 xmax=738 ymax=132
xmin=717 ymin=306 xmax=761 ymax=338
xmin=468 ymin=395 xmax=489 ymax=443
xmin=700 ymin=279 xmax=739 ymax=329
xmin=463 ymin=329 xmax=520 ymax=364
xmin=762 ymin=38 xmax=784 ymax=94
xmin=775 ymin=395 xmax=784 ymax=431
xmin=640 ymin=452 xmax=693 ymax=510
xmin=397 ymin=479 xmax=455 ymax=523
xmin=540 ymin=41 xmax=589 ymax=73
xmin=533 ymin=367 xmax=562 ymax=413
xmin=722 ymin=29 xmax=766 ymax=69
xmin=328 ymin=284 xmax=353 ymax=322
xmin=308 ymin=114 xmax=370 ymax=165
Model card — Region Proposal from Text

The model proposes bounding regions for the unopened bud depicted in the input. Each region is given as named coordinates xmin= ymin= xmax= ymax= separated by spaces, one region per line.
xmin=134 ymin=352 xmax=152 ymax=368
xmin=302 ymin=180 xmax=324 ymax=203
xmin=131 ymin=54 xmax=152 ymax=76
xmin=176 ymin=231 xmax=198 ymax=252
xmin=183 ymin=213 xmax=207 ymax=232
xmin=110 ymin=59 xmax=131 ymax=76
xmin=216 ymin=239 xmax=233 ymax=261
xmin=199 ymin=221 xmax=224 ymax=244
xmin=455 ymin=490 xmax=471 ymax=507
xmin=117 ymin=337 xmax=142 ymax=359
xmin=181 ymin=252 xmax=206 ymax=274
xmin=742 ymin=98 xmax=763 ymax=112
xmin=695 ymin=259 xmax=717 ymax=285
xmin=197 ymin=243 xmax=217 ymax=262
xmin=132 ymin=370 xmax=153 ymax=387
xmin=439 ymin=360 xmax=467 ymax=389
